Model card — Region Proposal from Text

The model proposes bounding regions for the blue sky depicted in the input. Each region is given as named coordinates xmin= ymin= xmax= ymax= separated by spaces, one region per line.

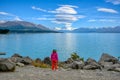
xmin=0 ymin=0 xmax=120 ymax=30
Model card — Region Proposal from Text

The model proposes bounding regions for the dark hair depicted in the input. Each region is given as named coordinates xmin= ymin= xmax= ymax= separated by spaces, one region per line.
xmin=53 ymin=49 xmax=57 ymax=53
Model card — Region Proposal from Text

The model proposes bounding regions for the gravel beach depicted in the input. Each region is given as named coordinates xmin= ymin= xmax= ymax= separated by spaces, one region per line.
xmin=0 ymin=66 xmax=120 ymax=80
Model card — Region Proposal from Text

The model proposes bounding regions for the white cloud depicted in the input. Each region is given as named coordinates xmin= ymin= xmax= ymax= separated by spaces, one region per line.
xmin=32 ymin=5 xmax=78 ymax=14
xmin=0 ymin=11 xmax=22 ymax=21
xmin=97 ymin=8 xmax=118 ymax=13
xmin=52 ymin=5 xmax=85 ymax=30
xmin=0 ymin=12 xmax=9 ymax=15
xmin=52 ymin=5 xmax=81 ymax=23
xmin=65 ymin=23 xmax=74 ymax=30
xmin=32 ymin=5 xmax=85 ymax=30
xmin=14 ymin=16 xmax=22 ymax=21
xmin=54 ymin=5 xmax=78 ymax=14
xmin=53 ymin=14 xmax=85 ymax=30
xmin=54 ymin=15 xmax=85 ymax=23
xmin=106 ymin=0 xmax=120 ymax=5
xmin=0 ymin=12 xmax=14 ymax=16
xmin=60 ymin=5 xmax=78 ymax=8
xmin=55 ymin=15 xmax=78 ymax=22
xmin=32 ymin=6 xmax=47 ymax=12
xmin=36 ymin=17 xmax=54 ymax=20
xmin=88 ymin=19 xmax=116 ymax=22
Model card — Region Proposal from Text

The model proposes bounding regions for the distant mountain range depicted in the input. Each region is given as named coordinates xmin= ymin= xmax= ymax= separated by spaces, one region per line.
xmin=58 ymin=26 xmax=120 ymax=33
xmin=72 ymin=26 xmax=120 ymax=33
xmin=0 ymin=21 xmax=120 ymax=33
xmin=0 ymin=21 xmax=58 ymax=33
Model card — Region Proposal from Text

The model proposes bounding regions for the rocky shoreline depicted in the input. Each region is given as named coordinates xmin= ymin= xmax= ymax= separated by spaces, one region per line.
xmin=62 ymin=53 xmax=120 ymax=72
xmin=0 ymin=53 xmax=120 ymax=80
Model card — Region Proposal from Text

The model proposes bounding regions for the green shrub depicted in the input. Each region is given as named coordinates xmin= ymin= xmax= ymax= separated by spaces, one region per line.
xmin=71 ymin=52 xmax=84 ymax=62
xmin=71 ymin=52 xmax=79 ymax=60
xmin=80 ymin=57 xmax=84 ymax=62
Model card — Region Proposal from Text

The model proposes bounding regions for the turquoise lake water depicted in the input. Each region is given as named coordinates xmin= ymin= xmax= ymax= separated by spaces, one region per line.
xmin=0 ymin=33 xmax=120 ymax=61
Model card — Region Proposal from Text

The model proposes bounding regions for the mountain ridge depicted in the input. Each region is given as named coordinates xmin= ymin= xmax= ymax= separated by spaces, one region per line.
xmin=0 ymin=20 xmax=120 ymax=33
xmin=72 ymin=26 xmax=120 ymax=33
xmin=58 ymin=26 xmax=120 ymax=33
xmin=0 ymin=21 xmax=57 ymax=33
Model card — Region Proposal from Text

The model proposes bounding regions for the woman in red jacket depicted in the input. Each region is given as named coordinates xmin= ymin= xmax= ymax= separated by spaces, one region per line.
xmin=51 ymin=49 xmax=58 ymax=70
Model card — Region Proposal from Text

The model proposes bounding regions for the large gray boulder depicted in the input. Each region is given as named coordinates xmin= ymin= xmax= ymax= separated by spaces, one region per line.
xmin=114 ymin=68 xmax=120 ymax=72
xmin=20 ymin=56 xmax=32 ymax=65
xmin=105 ymin=63 xmax=120 ymax=72
xmin=99 ymin=53 xmax=120 ymax=72
xmin=16 ymin=62 xmax=24 ymax=67
xmin=11 ymin=56 xmax=32 ymax=65
xmin=64 ymin=58 xmax=74 ymax=64
xmin=0 ymin=58 xmax=16 ymax=72
xmin=12 ymin=53 xmax=22 ymax=58
xmin=118 ymin=61 xmax=120 ymax=64
xmin=10 ymin=57 xmax=22 ymax=63
xmin=69 ymin=61 xmax=84 ymax=69
xmin=11 ymin=53 xmax=23 ymax=63
xmin=83 ymin=58 xmax=101 ymax=70
xmin=99 ymin=53 xmax=118 ymax=65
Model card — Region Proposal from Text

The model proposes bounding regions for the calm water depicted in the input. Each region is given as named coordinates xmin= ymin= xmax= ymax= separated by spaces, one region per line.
xmin=0 ymin=33 xmax=120 ymax=61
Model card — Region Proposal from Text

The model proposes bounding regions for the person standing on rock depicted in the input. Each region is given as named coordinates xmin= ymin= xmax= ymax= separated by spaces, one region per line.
xmin=51 ymin=49 xmax=58 ymax=71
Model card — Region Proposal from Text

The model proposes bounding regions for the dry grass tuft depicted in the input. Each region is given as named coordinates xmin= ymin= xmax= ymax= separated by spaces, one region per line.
xmin=32 ymin=61 xmax=50 ymax=68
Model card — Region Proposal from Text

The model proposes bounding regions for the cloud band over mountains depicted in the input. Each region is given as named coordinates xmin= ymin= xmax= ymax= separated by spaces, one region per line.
xmin=32 ymin=5 xmax=85 ymax=30
xmin=0 ymin=0 xmax=120 ymax=30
